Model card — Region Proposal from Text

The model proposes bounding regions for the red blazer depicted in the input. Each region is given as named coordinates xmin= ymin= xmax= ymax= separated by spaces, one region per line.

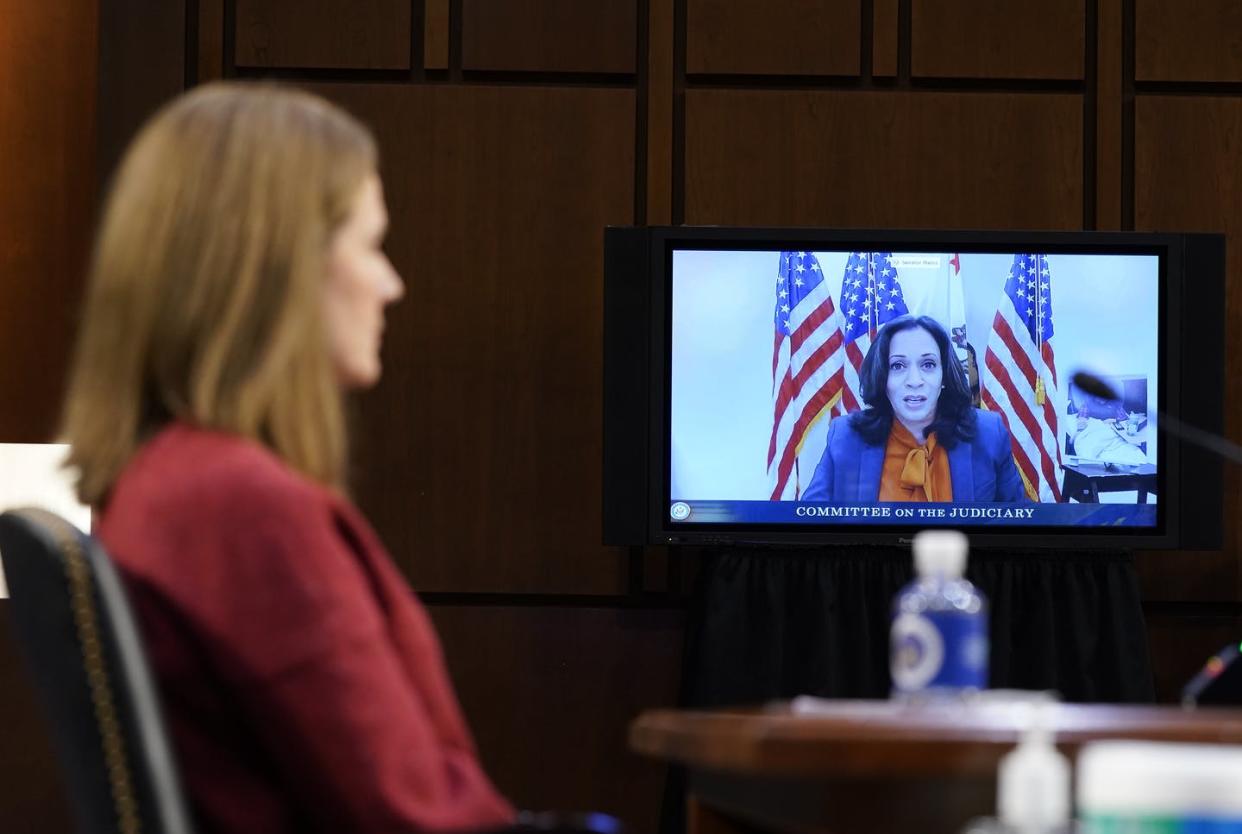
xmin=98 ymin=423 xmax=515 ymax=833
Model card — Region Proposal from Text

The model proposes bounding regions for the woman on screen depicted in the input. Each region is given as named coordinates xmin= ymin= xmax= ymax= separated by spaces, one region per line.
xmin=801 ymin=315 xmax=1028 ymax=503
xmin=60 ymin=84 xmax=514 ymax=832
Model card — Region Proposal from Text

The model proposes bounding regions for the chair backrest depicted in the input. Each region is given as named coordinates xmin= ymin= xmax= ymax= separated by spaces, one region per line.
xmin=0 ymin=507 xmax=195 ymax=834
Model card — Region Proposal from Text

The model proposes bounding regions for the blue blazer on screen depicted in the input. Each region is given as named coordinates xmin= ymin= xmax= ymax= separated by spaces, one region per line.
xmin=801 ymin=410 xmax=1029 ymax=503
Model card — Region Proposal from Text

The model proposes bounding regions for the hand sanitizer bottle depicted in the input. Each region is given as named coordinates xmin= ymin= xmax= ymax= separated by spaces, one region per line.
xmin=958 ymin=695 xmax=1072 ymax=834
xmin=998 ymin=700 xmax=1072 ymax=834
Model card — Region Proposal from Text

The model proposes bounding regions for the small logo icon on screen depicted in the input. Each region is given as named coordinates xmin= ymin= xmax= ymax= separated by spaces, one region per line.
xmin=669 ymin=502 xmax=691 ymax=521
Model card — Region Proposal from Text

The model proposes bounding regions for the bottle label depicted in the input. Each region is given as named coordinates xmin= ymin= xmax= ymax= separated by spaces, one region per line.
xmin=891 ymin=611 xmax=987 ymax=692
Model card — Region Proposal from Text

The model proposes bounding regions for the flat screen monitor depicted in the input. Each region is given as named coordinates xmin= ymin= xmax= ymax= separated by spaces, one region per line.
xmin=603 ymin=228 xmax=1225 ymax=550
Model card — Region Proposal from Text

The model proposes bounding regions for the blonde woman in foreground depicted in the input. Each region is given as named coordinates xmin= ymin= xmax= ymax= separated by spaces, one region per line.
xmin=61 ymin=83 xmax=514 ymax=833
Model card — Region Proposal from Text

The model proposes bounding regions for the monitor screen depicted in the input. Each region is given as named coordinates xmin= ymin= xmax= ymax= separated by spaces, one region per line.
xmin=666 ymin=247 xmax=1163 ymax=536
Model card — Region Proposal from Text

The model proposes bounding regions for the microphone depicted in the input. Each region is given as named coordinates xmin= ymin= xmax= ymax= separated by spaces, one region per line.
xmin=1070 ymin=371 xmax=1242 ymax=466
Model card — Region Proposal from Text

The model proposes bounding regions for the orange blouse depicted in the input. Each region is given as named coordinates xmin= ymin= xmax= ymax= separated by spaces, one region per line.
xmin=878 ymin=420 xmax=954 ymax=502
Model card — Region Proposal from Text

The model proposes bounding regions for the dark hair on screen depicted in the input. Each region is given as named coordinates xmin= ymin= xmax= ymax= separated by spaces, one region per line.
xmin=848 ymin=314 xmax=977 ymax=448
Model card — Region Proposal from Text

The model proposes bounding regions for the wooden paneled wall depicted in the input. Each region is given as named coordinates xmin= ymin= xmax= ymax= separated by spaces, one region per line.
xmin=6 ymin=1 xmax=1242 ymax=831
xmin=0 ymin=3 xmax=97 ymax=831
xmin=0 ymin=2 xmax=97 ymax=443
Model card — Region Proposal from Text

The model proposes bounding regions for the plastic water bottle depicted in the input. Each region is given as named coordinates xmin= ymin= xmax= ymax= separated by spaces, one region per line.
xmin=891 ymin=529 xmax=988 ymax=699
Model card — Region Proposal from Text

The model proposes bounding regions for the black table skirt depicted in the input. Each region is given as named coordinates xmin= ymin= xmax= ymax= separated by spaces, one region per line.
xmin=680 ymin=545 xmax=1153 ymax=705
xmin=660 ymin=545 xmax=1153 ymax=834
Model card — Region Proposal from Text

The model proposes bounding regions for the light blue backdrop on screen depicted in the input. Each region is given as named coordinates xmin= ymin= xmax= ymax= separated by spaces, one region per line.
xmin=669 ymin=249 xmax=1160 ymax=500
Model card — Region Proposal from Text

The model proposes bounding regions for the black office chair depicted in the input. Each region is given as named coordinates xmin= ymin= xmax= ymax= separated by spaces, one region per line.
xmin=0 ymin=507 xmax=195 ymax=834
xmin=0 ymin=507 xmax=626 ymax=834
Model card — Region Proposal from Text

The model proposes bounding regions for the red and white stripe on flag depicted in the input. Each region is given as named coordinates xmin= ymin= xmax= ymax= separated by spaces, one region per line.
xmin=981 ymin=305 xmax=1064 ymax=503
xmin=766 ymin=274 xmax=853 ymax=500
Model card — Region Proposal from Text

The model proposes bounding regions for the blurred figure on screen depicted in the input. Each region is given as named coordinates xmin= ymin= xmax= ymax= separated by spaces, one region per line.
xmin=1071 ymin=414 xmax=1148 ymax=465
xmin=802 ymin=315 xmax=1027 ymax=503
xmin=59 ymin=84 xmax=514 ymax=833
xmin=1071 ymin=400 xmax=1149 ymax=466
xmin=950 ymin=324 xmax=981 ymax=407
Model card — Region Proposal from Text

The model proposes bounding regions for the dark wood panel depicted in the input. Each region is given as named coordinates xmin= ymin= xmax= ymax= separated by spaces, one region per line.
xmin=425 ymin=0 xmax=450 ymax=70
xmin=1096 ymin=0 xmax=1122 ymax=230
xmin=1137 ymin=0 xmax=1242 ymax=82
xmin=912 ymin=0 xmax=1084 ymax=79
xmin=98 ymin=0 xmax=184 ymax=184
xmin=1135 ymin=551 xmax=1240 ymax=606
xmin=0 ymin=2 xmax=99 ymax=443
xmin=430 ymin=604 xmax=684 ymax=831
xmin=685 ymin=90 xmax=1082 ymax=229
xmin=462 ymin=0 xmax=636 ymax=73
xmin=198 ymin=0 xmax=225 ymax=82
xmin=1134 ymin=96 xmax=1242 ymax=602
xmin=310 ymin=84 xmax=635 ymax=594
xmin=0 ymin=610 xmax=72 ymax=833
xmin=234 ymin=0 xmax=411 ymax=69
xmin=1145 ymin=609 xmax=1242 ymax=704
xmin=647 ymin=0 xmax=674 ymax=223
xmin=686 ymin=0 xmax=860 ymax=76
xmin=873 ymin=0 xmax=899 ymax=78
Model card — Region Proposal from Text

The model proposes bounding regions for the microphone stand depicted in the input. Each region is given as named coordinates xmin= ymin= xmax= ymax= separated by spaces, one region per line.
xmin=1072 ymin=371 xmax=1242 ymax=706
xmin=1070 ymin=372 xmax=1242 ymax=466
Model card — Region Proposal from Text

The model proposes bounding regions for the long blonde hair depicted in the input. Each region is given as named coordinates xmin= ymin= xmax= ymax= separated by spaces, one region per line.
xmin=62 ymin=83 xmax=377 ymax=506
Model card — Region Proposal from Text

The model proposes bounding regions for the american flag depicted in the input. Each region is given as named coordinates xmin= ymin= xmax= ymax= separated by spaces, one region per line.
xmin=766 ymin=251 xmax=907 ymax=499
xmin=839 ymin=252 xmax=911 ymax=403
xmin=981 ymin=254 xmax=1063 ymax=502
xmin=766 ymin=251 xmax=845 ymax=499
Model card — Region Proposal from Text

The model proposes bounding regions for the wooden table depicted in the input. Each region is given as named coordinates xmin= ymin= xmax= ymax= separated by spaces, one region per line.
xmin=630 ymin=698 xmax=1242 ymax=834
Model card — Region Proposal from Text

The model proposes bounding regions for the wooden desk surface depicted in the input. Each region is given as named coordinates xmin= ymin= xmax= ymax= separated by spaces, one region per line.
xmin=632 ymin=699 xmax=1242 ymax=775
xmin=631 ymin=700 xmax=1242 ymax=834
